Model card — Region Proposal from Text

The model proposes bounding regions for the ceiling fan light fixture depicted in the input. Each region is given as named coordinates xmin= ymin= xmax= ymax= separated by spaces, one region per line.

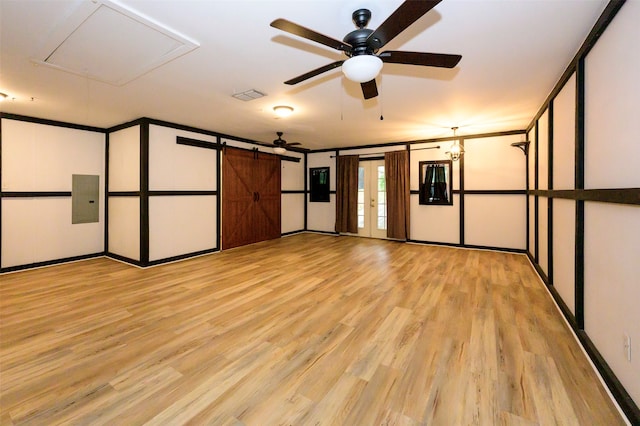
xmin=273 ymin=146 xmax=287 ymax=155
xmin=273 ymin=105 xmax=294 ymax=118
xmin=342 ymin=55 xmax=383 ymax=83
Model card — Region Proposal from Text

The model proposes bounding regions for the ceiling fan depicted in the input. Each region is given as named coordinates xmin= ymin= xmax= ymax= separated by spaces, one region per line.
xmin=270 ymin=0 xmax=461 ymax=100
xmin=271 ymin=131 xmax=301 ymax=154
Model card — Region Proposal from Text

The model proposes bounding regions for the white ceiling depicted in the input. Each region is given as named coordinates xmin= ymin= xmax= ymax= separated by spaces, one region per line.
xmin=0 ymin=0 xmax=607 ymax=150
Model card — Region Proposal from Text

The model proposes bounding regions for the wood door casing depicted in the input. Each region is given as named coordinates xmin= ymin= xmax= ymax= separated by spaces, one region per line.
xmin=222 ymin=147 xmax=281 ymax=249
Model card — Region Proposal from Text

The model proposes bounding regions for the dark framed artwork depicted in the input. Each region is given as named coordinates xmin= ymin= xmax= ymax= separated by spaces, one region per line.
xmin=309 ymin=167 xmax=330 ymax=202
xmin=419 ymin=160 xmax=453 ymax=205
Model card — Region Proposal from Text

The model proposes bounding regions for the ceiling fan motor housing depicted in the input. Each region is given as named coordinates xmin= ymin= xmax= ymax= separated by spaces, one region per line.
xmin=344 ymin=9 xmax=379 ymax=56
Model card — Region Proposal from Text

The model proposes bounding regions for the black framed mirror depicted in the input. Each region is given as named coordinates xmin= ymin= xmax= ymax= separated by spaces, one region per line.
xmin=419 ymin=160 xmax=453 ymax=205
xmin=309 ymin=167 xmax=330 ymax=202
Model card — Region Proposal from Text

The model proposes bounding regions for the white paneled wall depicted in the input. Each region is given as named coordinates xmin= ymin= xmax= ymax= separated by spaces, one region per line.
xmin=538 ymin=111 xmax=549 ymax=190
xmin=282 ymin=194 xmax=305 ymax=234
xmin=108 ymin=125 xmax=140 ymax=191
xmin=538 ymin=196 xmax=548 ymax=275
xmin=464 ymin=135 xmax=525 ymax=190
xmin=584 ymin=203 xmax=640 ymax=406
xmin=465 ymin=195 xmax=526 ymax=249
xmin=1 ymin=119 xmax=105 ymax=268
xmin=147 ymin=125 xmax=218 ymax=262
xmin=526 ymin=1 xmax=640 ymax=412
xmin=108 ymin=125 xmax=140 ymax=261
xmin=149 ymin=125 xmax=216 ymax=191
xmin=553 ymin=73 xmax=576 ymax=190
xmin=307 ymin=152 xmax=336 ymax=233
xmin=410 ymin=195 xmax=460 ymax=244
xmin=149 ymin=196 xmax=216 ymax=261
xmin=464 ymin=135 xmax=526 ymax=250
xmin=552 ymin=198 xmax=575 ymax=313
xmin=585 ymin=1 xmax=640 ymax=190
xmin=281 ymin=151 xmax=305 ymax=234
xmin=581 ymin=0 xmax=640 ymax=407
xmin=107 ymin=197 xmax=140 ymax=261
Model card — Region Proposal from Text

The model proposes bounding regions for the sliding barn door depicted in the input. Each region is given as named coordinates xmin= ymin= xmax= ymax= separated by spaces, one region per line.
xmin=222 ymin=147 xmax=281 ymax=249
xmin=253 ymin=151 xmax=281 ymax=243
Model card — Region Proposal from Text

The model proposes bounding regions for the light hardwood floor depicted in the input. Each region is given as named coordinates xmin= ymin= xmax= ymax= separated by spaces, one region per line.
xmin=0 ymin=234 xmax=626 ymax=425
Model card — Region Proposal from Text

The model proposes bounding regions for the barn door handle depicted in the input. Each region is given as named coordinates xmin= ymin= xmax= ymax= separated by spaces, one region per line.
xmin=256 ymin=192 xmax=260 ymax=201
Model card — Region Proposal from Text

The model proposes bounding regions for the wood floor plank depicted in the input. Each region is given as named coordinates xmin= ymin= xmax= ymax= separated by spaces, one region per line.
xmin=0 ymin=233 xmax=626 ymax=425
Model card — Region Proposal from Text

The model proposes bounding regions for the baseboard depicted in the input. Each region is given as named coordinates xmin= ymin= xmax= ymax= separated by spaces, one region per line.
xmin=0 ymin=252 xmax=104 ymax=274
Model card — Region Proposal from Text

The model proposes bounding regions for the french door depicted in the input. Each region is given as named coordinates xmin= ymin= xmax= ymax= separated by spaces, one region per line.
xmin=357 ymin=160 xmax=387 ymax=239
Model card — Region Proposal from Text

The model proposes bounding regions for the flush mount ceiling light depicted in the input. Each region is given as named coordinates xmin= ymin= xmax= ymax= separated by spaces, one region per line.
xmin=445 ymin=126 xmax=465 ymax=161
xmin=342 ymin=55 xmax=383 ymax=83
xmin=273 ymin=105 xmax=294 ymax=118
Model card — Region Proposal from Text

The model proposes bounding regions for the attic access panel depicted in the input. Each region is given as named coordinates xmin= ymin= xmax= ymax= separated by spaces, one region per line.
xmin=33 ymin=0 xmax=199 ymax=85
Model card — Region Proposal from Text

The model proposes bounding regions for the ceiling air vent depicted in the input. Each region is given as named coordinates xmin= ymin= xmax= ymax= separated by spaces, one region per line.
xmin=32 ymin=0 xmax=199 ymax=86
xmin=232 ymin=89 xmax=267 ymax=102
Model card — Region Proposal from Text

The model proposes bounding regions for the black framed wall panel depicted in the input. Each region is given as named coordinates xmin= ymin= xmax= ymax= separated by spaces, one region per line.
xmin=147 ymin=124 xmax=220 ymax=263
xmin=0 ymin=114 xmax=106 ymax=271
xmin=524 ymin=2 xmax=640 ymax=422
xmin=106 ymin=122 xmax=142 ymax=264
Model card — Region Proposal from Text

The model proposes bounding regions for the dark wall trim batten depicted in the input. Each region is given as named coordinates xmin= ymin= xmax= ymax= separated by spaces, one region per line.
xmin=309 ymin=129 xmax=526 ymax=154
xmin=143 ymin=117 xmax=307 ymax=154
xmin=410 ymin=189 xmax=526 ymax=195
xmin=0 ymin=252 xmax=105 ymax=274
xmin=1 ymin=112 xmax=106 ymax=133
xmin=106 ymin=252 xmax=145 ymax=268
xmin=146 ymin=248 xmax=219 ymax=267
xmin=108 ymin=191 xmax=141 ymax=197
xmin=575 ymin=57 xmax=586 ymax=330
xmin=148 ymin=190 xmax=217 ymax=196
xmin=407 ymin=238 xmax=526 ymax=254
xmin=106 ymin=118 xmax=147 ymax=133
xmin=281 ymin=230 xmax=305 ymax=237
xmin=534 ymin=121 xmax=539 ymax=263
xmin=460 ymin=190 xmax=527 ymax=195
xmin=459 ymin=139 xmax=465 ymax=245
xmin=216 ymin=136 xmax=221 ymax=251
xmin=304 ymin=153 xmax=308 ymax=231
xmin=176 ymin=136 xmax=218 ymax=150
xmin=548 ymin=99 xmax=554 ymax=287
xmin=306 ymin=229 xmax=340 ymax=235
xmin=529 ymin=188 xmax=640 ymax=205
xmin=1 ymin=191 xmax=72 ymax=197
xmin=105 ymin=132 xmax=110 ymax=254
xmin=140 ymin=122 xmax=150 ymax=266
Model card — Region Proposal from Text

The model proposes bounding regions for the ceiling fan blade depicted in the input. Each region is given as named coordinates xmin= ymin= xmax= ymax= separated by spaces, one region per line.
xmin=366 ymin=0 xmax=441 ymax=51
xmin=271 ymin=19 xmax=352 ymax=53
xmin=361 ymin=79 xmax=378 ymax=100
xmin=284 ymin=60 xmax=344 ymax=85
xmin=379 ymin=51 xmax=461 ymax=68
xmin=286 ymin=142 xmax=302 ymax=146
